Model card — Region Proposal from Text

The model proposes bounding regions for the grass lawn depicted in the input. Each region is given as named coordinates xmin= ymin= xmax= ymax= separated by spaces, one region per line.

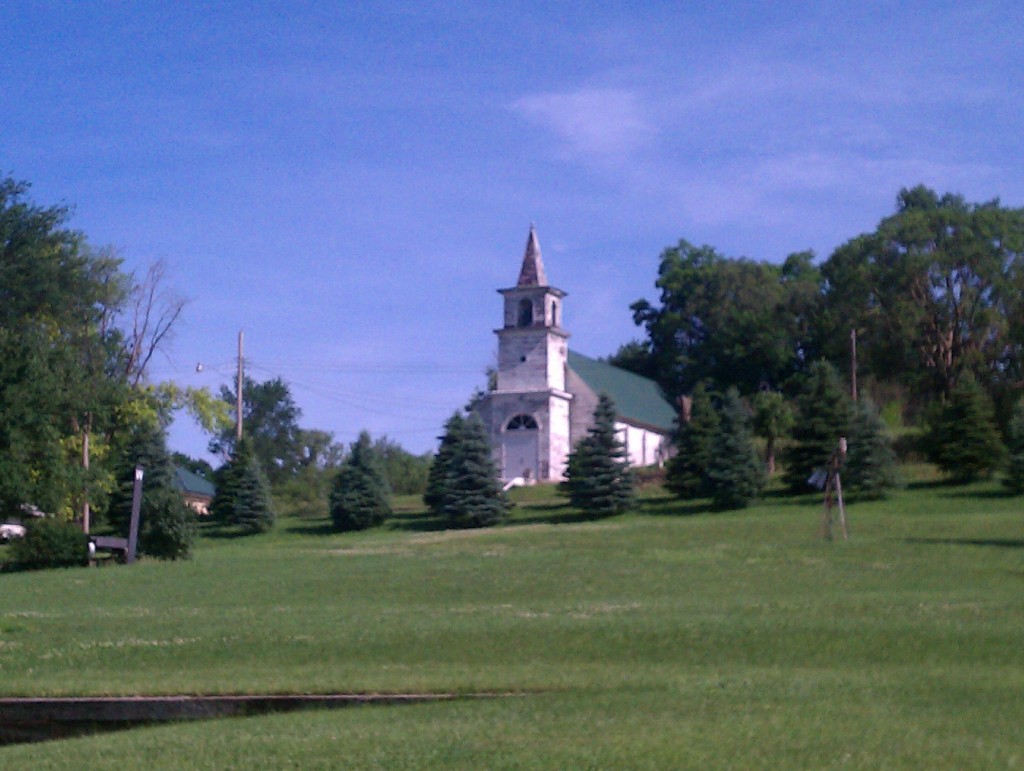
xmin=1 ymin=472 xmax=1021 ymax=768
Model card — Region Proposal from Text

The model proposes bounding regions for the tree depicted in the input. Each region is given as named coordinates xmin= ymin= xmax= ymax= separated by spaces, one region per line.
xmin=561 ymin=394 xmax=635 ymax=518
xmin=665 ymin=382 xmax=719 ymax=499
xmin=927 ymin=375 xmax=1004 ymax=483
xmin=605 ymin=339 xmax=658 ymax=381
xmin=751 ymin=390 xmax=795 ymax=476
xmin=818 ymin=186 xmax=1024 ymax=406
xmin=0 ymin=178 xmax=131 ymax=520
xmin=108 ymin=419 xmax=177 ymax=536
xmin=426 ymin=412 xmax=509 ymax=528
xmin=372 ymin=436 xmax=432 ymax=496
xmin=705 ymin=388 xmax=765 ymax=510
xmin=844 ymin=398 xmax=900 ymax=499
xmin=1002 ymin=399 xmax=1024 ymax=494
xmin=210 ymin=376 xmax=305 ymax=485
xmin=139 ymin=493 xmax=196 ymax=560
xmin=107 ymin=417 xmax=195 ymax=559
xmin=631 ymin=241 xmax=820 ymax=399
xmin=211 ymin=437 xmax=276 ymax=533
xmin=784 ymin=361 xmax=854 ymax=492
xmin=330 ymin=431 xmax=392 ymax=531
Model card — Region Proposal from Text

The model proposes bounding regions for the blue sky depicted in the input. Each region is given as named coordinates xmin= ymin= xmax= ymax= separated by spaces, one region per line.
xmin=3 ymin=2 xmax=1022 ymax=457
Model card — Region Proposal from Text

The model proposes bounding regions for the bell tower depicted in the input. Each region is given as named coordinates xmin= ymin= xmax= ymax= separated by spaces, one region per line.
xmin=480 ymin=226 xmax=573 ymax=482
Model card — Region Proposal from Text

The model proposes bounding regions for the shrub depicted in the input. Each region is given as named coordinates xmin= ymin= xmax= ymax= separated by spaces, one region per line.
xmin=9 ymin=518 xmax=88 ymax=570
xmin=140 ymin=491 xmax=196 ymax=560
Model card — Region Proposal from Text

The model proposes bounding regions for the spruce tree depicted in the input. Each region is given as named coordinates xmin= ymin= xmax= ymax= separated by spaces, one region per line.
xmin=108 ymin=420 xmax=177 ymax=537
xmin=426 ymin=412 xmax=509 ymax=528
xmin=665 ymin=381 xmax=719 ymax=499
xmin=330 ymin=431 xmax=392 ymax=531
xmin=561 ymin=394 xmax=635 ymax=518
xmin=928 ymin=374 xmax=1004 ymax=483
xmin=108 ymin=419 xmax=196 ymax=559
xmin=424 ymin=412 xmax=465 ymax=512
xmin=705 ymin=388 xmax=765 ymax=510
xmin=784 ymin=360 xmax=854 ymax=492
xmin=1003 ymin=399 xmax=1024 ymax=494
xmin=211 ymin=436 xmax=276 ymax=533
xmin=844 ymin=398 xmax=900 ymax=499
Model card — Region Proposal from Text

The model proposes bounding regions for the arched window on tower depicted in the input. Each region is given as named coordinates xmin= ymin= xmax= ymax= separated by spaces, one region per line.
xmin=506 ymin=414 xmax=539 ymax=430
xmin=517 ymin=298 xmax=533 ymax=327
xmin=551 ymin=300 xmax=559 ymax=327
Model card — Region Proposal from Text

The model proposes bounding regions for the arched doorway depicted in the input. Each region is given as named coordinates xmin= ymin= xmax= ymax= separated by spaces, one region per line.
xmin=503 ymin=414 xmax=539 ymax=481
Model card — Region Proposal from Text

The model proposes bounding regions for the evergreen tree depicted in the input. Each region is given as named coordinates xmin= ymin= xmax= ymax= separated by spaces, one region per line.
xmin=426 ymin=412 xmax=509 ymax=528
xmin=927 ymin=375 xmax=1004 ymax=483
xmin=424 ymin=412 xmax=465 ymax=511
xmin=705 ymin=388 xmax=765 ymax=510
xmin=1003 ymin=399 xmax=1024 ymax=494
xmin=108 ymin=419 xmax=195 ymax=558
xmin=784 ymin=361 xmax=854 ymax=492
xmin=665 ymin=382 xmax=719 ymax=499
xmin=211 ymin=436 xmax=276 ymax=533
xmin=330 ymin=431 xmax=392 ymax=531
xmin=561 ymin=394 xmax=635 ymax=518
xmin=844 ymin=398 xmax=900 ymax=499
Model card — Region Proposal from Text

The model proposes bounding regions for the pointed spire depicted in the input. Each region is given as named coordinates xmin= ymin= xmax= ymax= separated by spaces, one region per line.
xmin=517 ymin=224 xmax=548 ymax=287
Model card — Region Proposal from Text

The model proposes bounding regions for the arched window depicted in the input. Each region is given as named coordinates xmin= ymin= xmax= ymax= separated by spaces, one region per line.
xmin=506 ymin=414 xmax=538 ymax=430
xmin=517 ymin=298 xmax=533 ymax=327
xmin=551 ymin=300 xmax=559 ymax=327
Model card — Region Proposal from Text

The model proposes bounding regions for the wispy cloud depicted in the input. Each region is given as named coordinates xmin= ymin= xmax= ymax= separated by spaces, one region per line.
xmin=510 ymin=87 xmax=654 ymax=167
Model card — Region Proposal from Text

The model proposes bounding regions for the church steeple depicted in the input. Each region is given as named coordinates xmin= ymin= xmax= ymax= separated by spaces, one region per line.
xmin=517 ymin=225 xmax=548 ymax=287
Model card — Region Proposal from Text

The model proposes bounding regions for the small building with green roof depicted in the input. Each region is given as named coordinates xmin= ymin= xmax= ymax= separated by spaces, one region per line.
xmin=173 ymin=466 xmax=216 ymax=515
xmin=475 ymin=227 xmax=676 ymax=483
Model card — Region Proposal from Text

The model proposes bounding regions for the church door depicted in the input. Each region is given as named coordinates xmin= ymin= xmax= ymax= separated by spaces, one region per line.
xmin=502 ymin=415 xmax=539 ymax=482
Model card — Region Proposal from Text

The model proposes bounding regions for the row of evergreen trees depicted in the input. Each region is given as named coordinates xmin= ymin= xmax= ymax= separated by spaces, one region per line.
xmin=189 ymin=360 xmax=1024 ymax=542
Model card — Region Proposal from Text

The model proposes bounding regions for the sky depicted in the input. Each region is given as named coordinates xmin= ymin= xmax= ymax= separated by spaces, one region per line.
xmin=3 ymin=1 xmax=1022 ymax=458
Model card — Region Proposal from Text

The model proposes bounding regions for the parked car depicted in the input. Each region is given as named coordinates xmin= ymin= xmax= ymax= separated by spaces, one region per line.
xmin=0 ymin=522 xmax=27 ymax=542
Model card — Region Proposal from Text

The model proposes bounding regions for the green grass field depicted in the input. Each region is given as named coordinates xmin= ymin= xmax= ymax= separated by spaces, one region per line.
xmin=1 ymin=473 xmax=1021 ymax=768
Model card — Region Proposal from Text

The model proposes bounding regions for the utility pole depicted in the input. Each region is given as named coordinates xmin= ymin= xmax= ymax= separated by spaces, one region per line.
xmin=236 ymin=330 xmax=244 ymax=442
xmin=850 ymin=328 xmax=858 ymax=402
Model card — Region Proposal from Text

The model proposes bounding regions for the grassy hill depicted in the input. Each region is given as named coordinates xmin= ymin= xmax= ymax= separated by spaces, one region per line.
xmin=1 ymin=472 xmax=1021 ymax=768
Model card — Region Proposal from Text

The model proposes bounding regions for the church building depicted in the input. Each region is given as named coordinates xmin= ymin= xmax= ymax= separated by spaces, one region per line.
xmin=475 ymin=227 xmax=677 ymax=483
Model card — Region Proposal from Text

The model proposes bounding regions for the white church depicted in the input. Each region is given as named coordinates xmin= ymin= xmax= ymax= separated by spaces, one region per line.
xmin=475 ymin=227 xmax=677 ymax=483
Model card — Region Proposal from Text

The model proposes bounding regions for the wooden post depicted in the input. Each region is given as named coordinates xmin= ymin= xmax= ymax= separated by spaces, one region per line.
xmin=236 ymin=330 xmax=244 ymax=442
xmin=850 ymin=328 xmax=858 ymax=402
xmin=126 ymin=466 xmax=143 ymax=564
xmin=81 ymin=429 xmax=90 ymax=534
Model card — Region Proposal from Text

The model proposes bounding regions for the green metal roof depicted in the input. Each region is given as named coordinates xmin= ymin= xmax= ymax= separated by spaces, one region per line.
xmin=173 ymin=466 xmax=215 ymax=498
xmin=567 ymin=350 xmax=676 ymax=432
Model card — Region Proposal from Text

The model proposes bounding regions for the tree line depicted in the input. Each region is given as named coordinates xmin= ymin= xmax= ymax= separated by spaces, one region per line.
xmin=622 ymin=186 xmax=1024 ymax=424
